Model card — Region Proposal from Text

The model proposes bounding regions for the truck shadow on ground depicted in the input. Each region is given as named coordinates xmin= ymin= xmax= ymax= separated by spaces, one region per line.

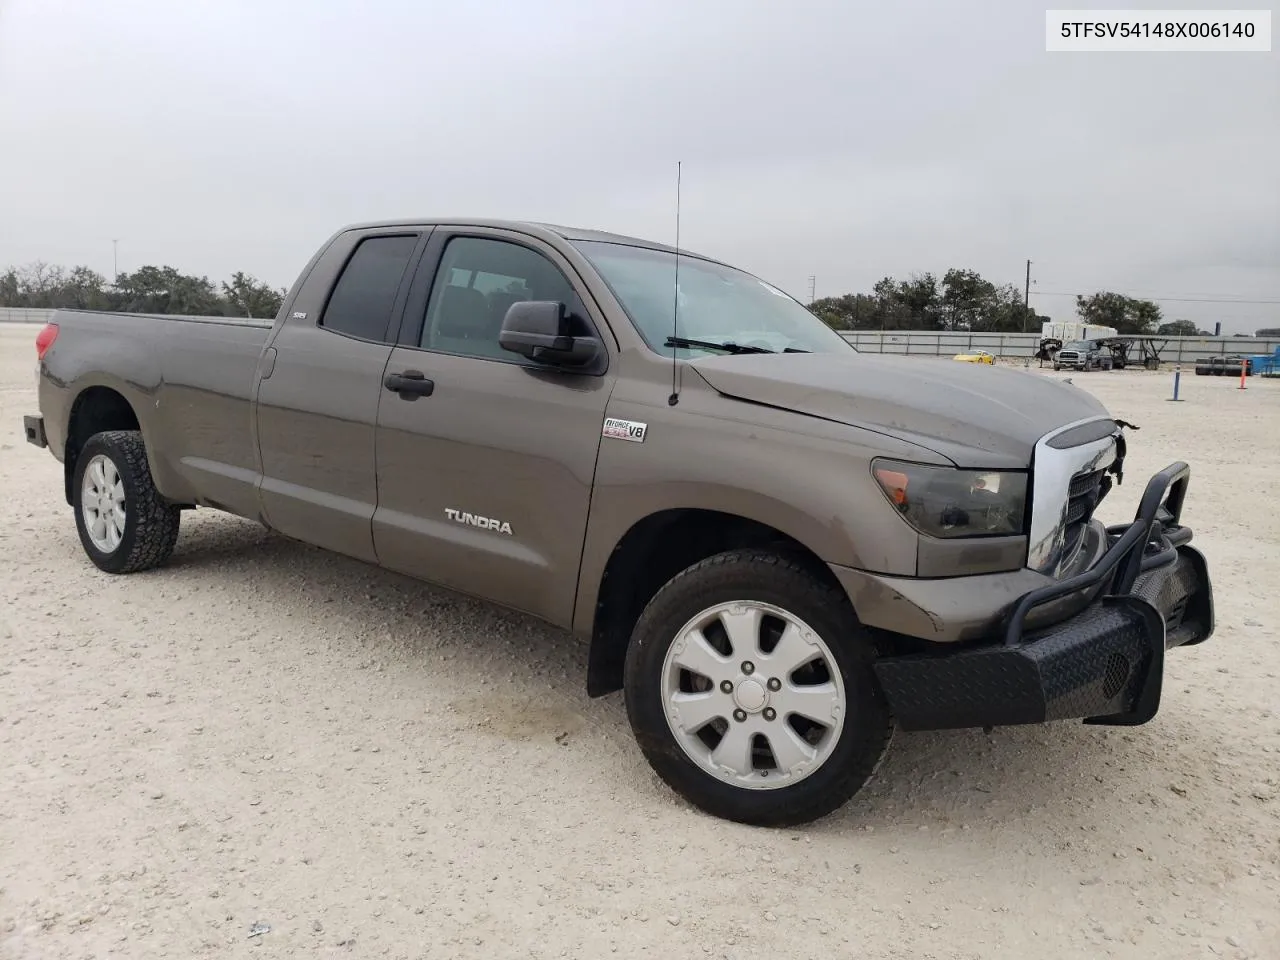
xmin=152 ymin=515 xmax=1214 ymax=843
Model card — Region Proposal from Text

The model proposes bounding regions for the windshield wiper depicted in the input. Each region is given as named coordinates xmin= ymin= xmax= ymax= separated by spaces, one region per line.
xmin=664 ymin=336 xmax=774 ymax=355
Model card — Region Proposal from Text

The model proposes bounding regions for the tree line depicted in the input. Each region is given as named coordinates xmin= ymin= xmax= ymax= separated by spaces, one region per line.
xmin=807 ymin=267 xmax=1212 ymax=337
xmin=807 ymin=269 xmax=1047 ymax=333
xmin=1 ymin=261 xmax=286 ymax=319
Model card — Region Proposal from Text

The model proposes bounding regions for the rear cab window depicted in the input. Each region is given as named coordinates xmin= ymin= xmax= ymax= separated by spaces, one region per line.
xmin=320 ymin=235 xmax=420 ymax=343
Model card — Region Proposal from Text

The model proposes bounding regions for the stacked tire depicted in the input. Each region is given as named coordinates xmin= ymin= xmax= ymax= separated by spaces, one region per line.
xmin=1194 ymin=357 xmax=1253 ymax=377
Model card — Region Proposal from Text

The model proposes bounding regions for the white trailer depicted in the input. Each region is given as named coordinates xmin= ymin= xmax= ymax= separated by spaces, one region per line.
xmin=1041 ymin=321 xmax=1119 ymax=343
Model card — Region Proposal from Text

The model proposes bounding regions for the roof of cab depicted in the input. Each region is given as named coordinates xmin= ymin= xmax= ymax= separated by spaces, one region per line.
xmin=334 ymin=218 xmax=721 ymax=264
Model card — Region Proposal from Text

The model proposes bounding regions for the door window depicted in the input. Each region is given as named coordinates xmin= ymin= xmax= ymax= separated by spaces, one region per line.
xmin=420 ymin=237 xmax=579 ymax=361
xmin=320 ymin=235 xmax=419 ymax=342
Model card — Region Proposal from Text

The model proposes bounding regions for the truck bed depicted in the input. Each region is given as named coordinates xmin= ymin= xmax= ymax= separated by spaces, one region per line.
xmin=37 ymin=309 xmax=275 ymax=520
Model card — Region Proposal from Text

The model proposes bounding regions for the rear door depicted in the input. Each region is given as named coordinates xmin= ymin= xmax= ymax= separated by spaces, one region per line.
xmin=255 ymin=228 xmax=427 ymax=562
xmin=372 ymin=227 xmax=614 ymax=626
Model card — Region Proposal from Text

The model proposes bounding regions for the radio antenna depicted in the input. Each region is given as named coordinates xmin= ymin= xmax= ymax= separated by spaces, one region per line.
xmin=667 ymin=160 xmax=683 ymax=407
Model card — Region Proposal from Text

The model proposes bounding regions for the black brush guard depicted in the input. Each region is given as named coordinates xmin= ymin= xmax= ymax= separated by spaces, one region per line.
xmin=873 ymin=462 xmax=1215 ymax=731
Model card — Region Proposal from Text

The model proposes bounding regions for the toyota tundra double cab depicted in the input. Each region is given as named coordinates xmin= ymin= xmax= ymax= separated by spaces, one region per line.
xmin=23 ymin=218 xmax=1214 ymax=826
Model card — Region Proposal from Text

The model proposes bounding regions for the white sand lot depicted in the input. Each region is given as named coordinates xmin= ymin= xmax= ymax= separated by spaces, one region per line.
xmin=1 ymin=322 xmax=1276 ymax=959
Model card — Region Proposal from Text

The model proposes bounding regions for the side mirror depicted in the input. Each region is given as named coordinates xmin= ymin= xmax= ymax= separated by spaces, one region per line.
xmin=499 ymin=300 xmax=600 ymax=367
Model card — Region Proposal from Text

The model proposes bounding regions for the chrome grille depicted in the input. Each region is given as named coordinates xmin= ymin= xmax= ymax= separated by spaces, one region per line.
xmin=1027 ymin=418 xmax=1119 ymax=578
xmin=1061 ymin=468 xmax=1105 ymax=557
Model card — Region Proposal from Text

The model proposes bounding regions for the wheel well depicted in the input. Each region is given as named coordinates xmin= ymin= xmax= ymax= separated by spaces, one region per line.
xmin=63 ymin=387 xmax=140 ymax=505
xmin=585 ymin=509 xmax=843 ymax=698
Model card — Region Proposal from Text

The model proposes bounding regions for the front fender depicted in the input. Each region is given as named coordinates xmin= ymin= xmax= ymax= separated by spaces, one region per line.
xmin=570 ymin=379 xmax=946 ymax=640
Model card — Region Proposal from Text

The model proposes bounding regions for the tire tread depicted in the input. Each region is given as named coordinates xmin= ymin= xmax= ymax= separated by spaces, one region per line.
xmin=74 ymin=430 xmax=180 ymax=574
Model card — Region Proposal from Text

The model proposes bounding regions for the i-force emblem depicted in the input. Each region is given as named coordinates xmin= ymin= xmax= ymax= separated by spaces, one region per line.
xmin=602 ymin=417 xmax=647 ymax=443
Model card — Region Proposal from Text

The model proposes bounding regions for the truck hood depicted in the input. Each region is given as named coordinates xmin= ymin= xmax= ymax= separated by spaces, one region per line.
xmin=690 ymin=351 xmax=1109 ymax=469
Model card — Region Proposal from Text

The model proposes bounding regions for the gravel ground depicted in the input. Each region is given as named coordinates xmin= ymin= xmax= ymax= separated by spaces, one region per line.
xmin=1 ymin=322 xmax=1277 ymax=960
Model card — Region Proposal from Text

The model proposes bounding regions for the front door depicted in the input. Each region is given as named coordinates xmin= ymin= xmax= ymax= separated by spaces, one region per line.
xmin=372 ymin=229 xmax=614 ymax=626
xmin=255 ymin=230 xmax=424 ymax=562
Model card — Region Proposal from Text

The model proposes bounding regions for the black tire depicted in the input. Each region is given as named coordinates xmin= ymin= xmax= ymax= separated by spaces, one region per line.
xmin=72 ymin=430 xmax=180 ymax=574
xmin=623 ymin=549 xmax=893 ymax=827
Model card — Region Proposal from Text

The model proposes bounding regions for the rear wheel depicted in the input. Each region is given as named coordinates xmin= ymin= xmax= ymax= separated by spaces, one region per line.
xmin=623 ymin=550 xmax=893 ymax=826
xmin=72 ymin=430 xmax=180 ymax=573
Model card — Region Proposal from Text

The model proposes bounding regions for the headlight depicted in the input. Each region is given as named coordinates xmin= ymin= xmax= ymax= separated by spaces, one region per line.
xmin=872 ymin=459 xmax=1027 ymax=539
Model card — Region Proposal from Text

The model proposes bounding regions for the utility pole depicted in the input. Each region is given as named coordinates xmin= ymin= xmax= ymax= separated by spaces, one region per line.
xmin=1022 ymin=259 xmax=1032 ymax=332
xmin=112 ymin=239 xmax=119 ymax=284
xmin=807 ymin=275 xmax=816 ymax=305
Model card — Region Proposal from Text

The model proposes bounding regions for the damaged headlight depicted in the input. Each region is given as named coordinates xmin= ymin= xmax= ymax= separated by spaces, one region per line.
xmin=872 ymin=459 xmax=1028 ymax=539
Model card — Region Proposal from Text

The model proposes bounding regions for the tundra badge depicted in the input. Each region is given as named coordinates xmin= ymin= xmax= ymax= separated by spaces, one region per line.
xmin=444 ymin=508 xmax=512 ymax=535
xmin=602 ymin=417 xmax=647 ymax=443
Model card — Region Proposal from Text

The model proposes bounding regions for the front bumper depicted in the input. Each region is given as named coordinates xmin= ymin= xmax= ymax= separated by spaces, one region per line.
xmin=872 ymin=462 xmax=1214 ymax=731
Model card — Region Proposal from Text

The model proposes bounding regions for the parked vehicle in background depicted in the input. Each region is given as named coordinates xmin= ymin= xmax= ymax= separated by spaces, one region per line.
xmin=23 ymin=217 xmax=1215 ymax=826
xmin=1054 ymin=339 xmax=1114 ymax=371
xmin=952 ymin=349 xmax=995 ymax=364
xmin=1037 ymin=321 xmax=1118 ymax=365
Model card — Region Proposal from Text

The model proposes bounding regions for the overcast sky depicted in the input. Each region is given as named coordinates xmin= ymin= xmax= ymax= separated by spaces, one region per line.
xmin=1 ymin=0 xmax=1276 ymax=332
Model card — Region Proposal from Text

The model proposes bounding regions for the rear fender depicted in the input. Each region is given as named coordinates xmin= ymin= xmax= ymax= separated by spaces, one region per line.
xmin=59 ymin=372 xmax=177 ymax=502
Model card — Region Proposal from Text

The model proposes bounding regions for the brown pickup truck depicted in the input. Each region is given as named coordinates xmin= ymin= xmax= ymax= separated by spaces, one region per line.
xmin=23 ymin=218 xmax=1214 ymax=826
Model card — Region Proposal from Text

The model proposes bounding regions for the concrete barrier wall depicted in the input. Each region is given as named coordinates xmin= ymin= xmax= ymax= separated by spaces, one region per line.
xmin=0 ymin=308 xmax=57 ymax=324
xmin=839 ymin=330 xmax=1280 ymax=363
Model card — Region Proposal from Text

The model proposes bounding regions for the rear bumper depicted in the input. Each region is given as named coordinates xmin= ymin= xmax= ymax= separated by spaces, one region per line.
xmin=23 ymin=414 xmax=47 ymax=448
xmin=872 ymin=462 xmax=1214 ymax=731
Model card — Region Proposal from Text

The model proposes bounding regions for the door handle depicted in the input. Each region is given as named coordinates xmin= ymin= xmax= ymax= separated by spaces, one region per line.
xmin=384 ymin=370 xmax=435 ymax=399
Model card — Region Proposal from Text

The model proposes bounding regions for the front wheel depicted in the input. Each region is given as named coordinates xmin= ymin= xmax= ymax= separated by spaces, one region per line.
xmin=72 ymin=430 xmax=181 ymax=573
xmin=623 ymin=550 xmax=893 ymax=826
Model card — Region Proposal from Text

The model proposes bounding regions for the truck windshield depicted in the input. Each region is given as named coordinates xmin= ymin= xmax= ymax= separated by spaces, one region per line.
xmin=572 ymin=240 xmax=855 ymax=357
